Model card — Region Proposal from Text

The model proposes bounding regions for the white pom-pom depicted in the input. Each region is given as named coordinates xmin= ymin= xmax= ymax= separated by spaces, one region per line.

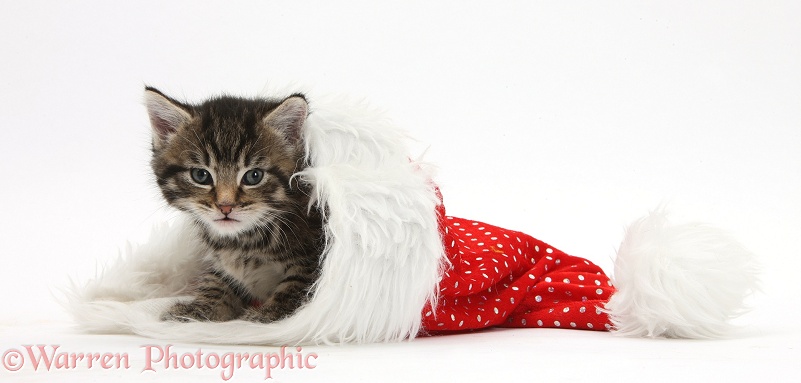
xmin=605 ymin=209 xmax=759 ymax=338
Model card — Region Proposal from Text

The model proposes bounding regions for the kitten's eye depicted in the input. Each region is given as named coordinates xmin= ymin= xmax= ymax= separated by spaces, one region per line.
xmin=190 ymin=168 xmax=213 ymax=185
xmin=242 ymin=169 xmax=264 ymax=186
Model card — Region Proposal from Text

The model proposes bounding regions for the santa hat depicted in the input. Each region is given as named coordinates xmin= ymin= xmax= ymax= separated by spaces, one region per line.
xmin=68 ymin=93 xmax=758 ymax=344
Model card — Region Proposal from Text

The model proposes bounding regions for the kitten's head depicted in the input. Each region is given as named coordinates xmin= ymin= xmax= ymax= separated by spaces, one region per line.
xmin=144 ymin=87 xmax=310 ymax=240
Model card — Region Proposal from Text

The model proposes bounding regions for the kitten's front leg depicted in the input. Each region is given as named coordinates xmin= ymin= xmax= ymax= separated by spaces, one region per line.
xmin=161 ymin=271 xmax=246 ymax=322
xmin=240 ymin=276 xmax=312 ymax=323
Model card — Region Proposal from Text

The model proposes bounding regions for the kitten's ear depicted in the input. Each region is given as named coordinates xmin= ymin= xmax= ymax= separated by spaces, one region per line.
xmin=144 ymin=87 xmax=192 ymax=150
xmin=263 ymin=96 xmax=308 ymax=145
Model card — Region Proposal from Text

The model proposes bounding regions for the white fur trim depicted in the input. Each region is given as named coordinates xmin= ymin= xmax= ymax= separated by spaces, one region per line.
xmin=68 ymin=94 xmax=446 ymax=345
xmin=66 ymin=218 xmax=200 ymax=333
xmin=604 ymin=208 xmax=759 ymax=338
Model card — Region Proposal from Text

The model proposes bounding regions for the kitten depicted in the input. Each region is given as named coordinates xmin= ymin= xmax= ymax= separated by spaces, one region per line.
xmin=144 ymin=87 xmax=324 ymax=323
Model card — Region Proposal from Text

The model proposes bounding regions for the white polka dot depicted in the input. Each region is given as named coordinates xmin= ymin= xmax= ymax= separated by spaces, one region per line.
xmin=454 ymin=281 xmax=459 ymax=288
xmin=459 ymin=320 xmax=464 ymax=327
xmin=547 ymin=287 xmax=554 ymax=292
xmin=596 ymin=289 xmax=603 ymax=295
xmin=554 ymin=321 xmax=561 ymax=327
xmin=484 ymin=232 xmax=491 ymax=235
xmin=578 ymin=275 xmax=585 ymax=281
xmin=477 ymin=315 xmax=482 ymax=322
xmin=563 ymin=278 xmax=570 ymax=283
xmin=587 ymin=323 xmax=594 ymax=329
xmin=605 ymin=324 xmax=612 ymax=330
xmin=497 ymin=244 xmax=504 ymax=249
xmin=453 ymin=222 xmax=460 ymax=226
xmin=494 ymin=307 xmax=499 ymax=314
xmin=528 ymin=274 xmax=536 ymax=280
xmin=596 ymin=308 xmax=602 ymax=315
xmin=579 ymin=306 xmax=586 ymax=313
xmin=465 ymin=271 xmax=472 ymax=274
xmin=544 ymin=277 xmax=552 ymax=282
xmin=535 ymin=245 xmax=540 ymax=252
xmin=537 ymin=320 xmax=543 ymax=326
xmin=522 ymin=319 xmax=527 ymax=325
xmin=595 ymin=280 xmax=601 ymax=286
xmin=535 ymin=295 xmax=542 ymax=302
xmin=570 ymin=322 xmax=577 ymax=328
xmin=477 ymin=242 xmax=484 ymax=246
xmin=450 ymin=314 xmax=455 ymax=321
xmin=425 ymin=311 xmax=432 ymax=317
xmin=563 ymin=307 xmax=570 ymax=313
xmin=546 ymin=248 xmax=553 ymax=254
xmin=512 ymin=286 xmax=519 ymax=291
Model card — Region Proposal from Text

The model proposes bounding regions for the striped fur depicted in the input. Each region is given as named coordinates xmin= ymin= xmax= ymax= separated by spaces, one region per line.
xmin=146 ymin=87 xmax=324 ymax=323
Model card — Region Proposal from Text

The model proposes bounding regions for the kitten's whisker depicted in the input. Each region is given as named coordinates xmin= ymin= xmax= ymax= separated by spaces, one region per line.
xmin=264 ymin=214 xmax=292 ymax=249
xmin=176 ymin=133 xmax=205 ymax=156
xmin=262 ymin=207 xmax=302 ymax=241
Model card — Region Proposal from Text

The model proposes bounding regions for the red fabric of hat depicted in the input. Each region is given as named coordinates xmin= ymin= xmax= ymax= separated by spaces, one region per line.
xmin=422 ymin=213 xmax=615 ymax=333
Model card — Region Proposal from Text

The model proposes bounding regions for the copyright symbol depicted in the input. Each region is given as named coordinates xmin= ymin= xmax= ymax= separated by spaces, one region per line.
xmin=2 ymin=349 xmax=24 ymax=371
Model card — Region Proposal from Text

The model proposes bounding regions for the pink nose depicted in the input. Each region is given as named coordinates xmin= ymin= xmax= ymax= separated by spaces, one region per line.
xmin=218 ymin=205 xmax=234 ymax=215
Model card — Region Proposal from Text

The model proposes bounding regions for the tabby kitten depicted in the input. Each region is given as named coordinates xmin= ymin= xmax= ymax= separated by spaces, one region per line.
xmin=144 ymin=87 xmax=324 ymax=323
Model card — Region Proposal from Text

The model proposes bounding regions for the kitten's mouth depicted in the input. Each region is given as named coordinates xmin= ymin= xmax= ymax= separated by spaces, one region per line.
xmin=208 ymin=216 xmax=247 ymax=237
xmin=215 ymin=217 xmax=240 ymax=223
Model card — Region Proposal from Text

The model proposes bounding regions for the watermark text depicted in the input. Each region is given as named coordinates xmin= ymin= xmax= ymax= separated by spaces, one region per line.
xmin=2 ymin=344 xmax=317 ymax=380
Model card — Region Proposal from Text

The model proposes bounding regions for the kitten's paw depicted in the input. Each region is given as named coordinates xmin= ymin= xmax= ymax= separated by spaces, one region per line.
xmin=160 ymin=302 xmax=222 ymax=322
xmin=239 ymin=307 xmax=282 ymax=323
xmin=161 ymin=302 xmax=203 ymax=322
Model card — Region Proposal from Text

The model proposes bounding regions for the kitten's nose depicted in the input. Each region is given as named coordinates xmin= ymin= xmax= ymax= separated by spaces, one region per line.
xmin=218 ymin=204 xmax=234 ymax=215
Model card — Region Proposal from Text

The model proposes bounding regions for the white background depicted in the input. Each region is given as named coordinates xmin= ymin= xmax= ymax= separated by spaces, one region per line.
xmin=1 ymin=1 xmax=799 ymax=382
